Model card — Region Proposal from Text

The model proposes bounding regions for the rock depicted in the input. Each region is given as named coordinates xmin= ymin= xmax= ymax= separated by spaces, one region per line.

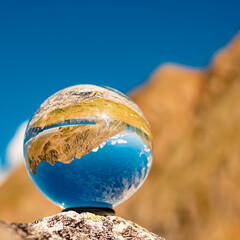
xmin=0 ymin=221 xmax=22 ymax=240
xmin=0 ymin=211 xmax=165 ymax=240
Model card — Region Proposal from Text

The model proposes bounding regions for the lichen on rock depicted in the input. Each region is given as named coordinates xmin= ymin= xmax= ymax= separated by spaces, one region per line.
xmin=0 ymin=211 xmax=165 ymax=240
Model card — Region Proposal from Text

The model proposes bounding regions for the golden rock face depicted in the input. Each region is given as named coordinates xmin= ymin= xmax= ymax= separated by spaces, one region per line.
xmin=116 ymin=34 xmax=240 ymax=240
xmin=27 ymin=120 xmax=127 ymax=175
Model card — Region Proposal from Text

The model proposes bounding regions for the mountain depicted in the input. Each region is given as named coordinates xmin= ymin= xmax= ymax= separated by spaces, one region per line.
xmin=1 ymin=32 xmax=240 ymax=240
xmin=116 ymin=33 xmax=240 ymax=240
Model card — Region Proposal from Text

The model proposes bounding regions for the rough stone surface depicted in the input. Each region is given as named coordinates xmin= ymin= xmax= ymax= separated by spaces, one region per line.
xmin=0 ymin=211 xmax=164 ymax=240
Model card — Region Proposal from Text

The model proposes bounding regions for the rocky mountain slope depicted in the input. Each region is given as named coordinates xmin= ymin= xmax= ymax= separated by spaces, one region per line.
xmin=0 ymin=32 xmax=240 ymax=240
xmin=27 ymin=119 xmax=127 ymax=175
xmin=117 ymin=33 xmax=240 ymax=240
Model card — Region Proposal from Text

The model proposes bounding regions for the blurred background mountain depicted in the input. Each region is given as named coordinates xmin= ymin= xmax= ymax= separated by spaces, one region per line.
xmin=1 ymin=33 xmax=240 ymax=240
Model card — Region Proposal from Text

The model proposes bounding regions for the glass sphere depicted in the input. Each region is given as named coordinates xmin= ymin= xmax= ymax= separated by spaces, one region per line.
xmin=24 ymin=84 xmax=152 ymax=209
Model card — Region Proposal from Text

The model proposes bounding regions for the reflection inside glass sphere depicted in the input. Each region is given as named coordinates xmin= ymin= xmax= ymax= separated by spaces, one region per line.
xmin=24 ymin=84 xmax=152 ymax=209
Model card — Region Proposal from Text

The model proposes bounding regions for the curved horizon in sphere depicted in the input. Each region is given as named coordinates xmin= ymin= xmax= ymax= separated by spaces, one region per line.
xmin=23 ymin=84 xmax=152 ymax=209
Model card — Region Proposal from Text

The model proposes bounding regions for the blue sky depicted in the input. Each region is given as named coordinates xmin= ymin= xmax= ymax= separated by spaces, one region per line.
xmin=0 ymin=0 xmax=240 ymax=165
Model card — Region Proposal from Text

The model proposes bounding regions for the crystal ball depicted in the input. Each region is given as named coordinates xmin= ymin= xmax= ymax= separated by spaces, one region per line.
xmin=24 ymin=84 xmax=152 ymax=209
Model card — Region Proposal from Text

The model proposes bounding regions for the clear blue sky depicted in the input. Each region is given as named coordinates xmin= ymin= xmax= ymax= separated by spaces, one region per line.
xmin=0 ymin=0 xmax=240 ymax=164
